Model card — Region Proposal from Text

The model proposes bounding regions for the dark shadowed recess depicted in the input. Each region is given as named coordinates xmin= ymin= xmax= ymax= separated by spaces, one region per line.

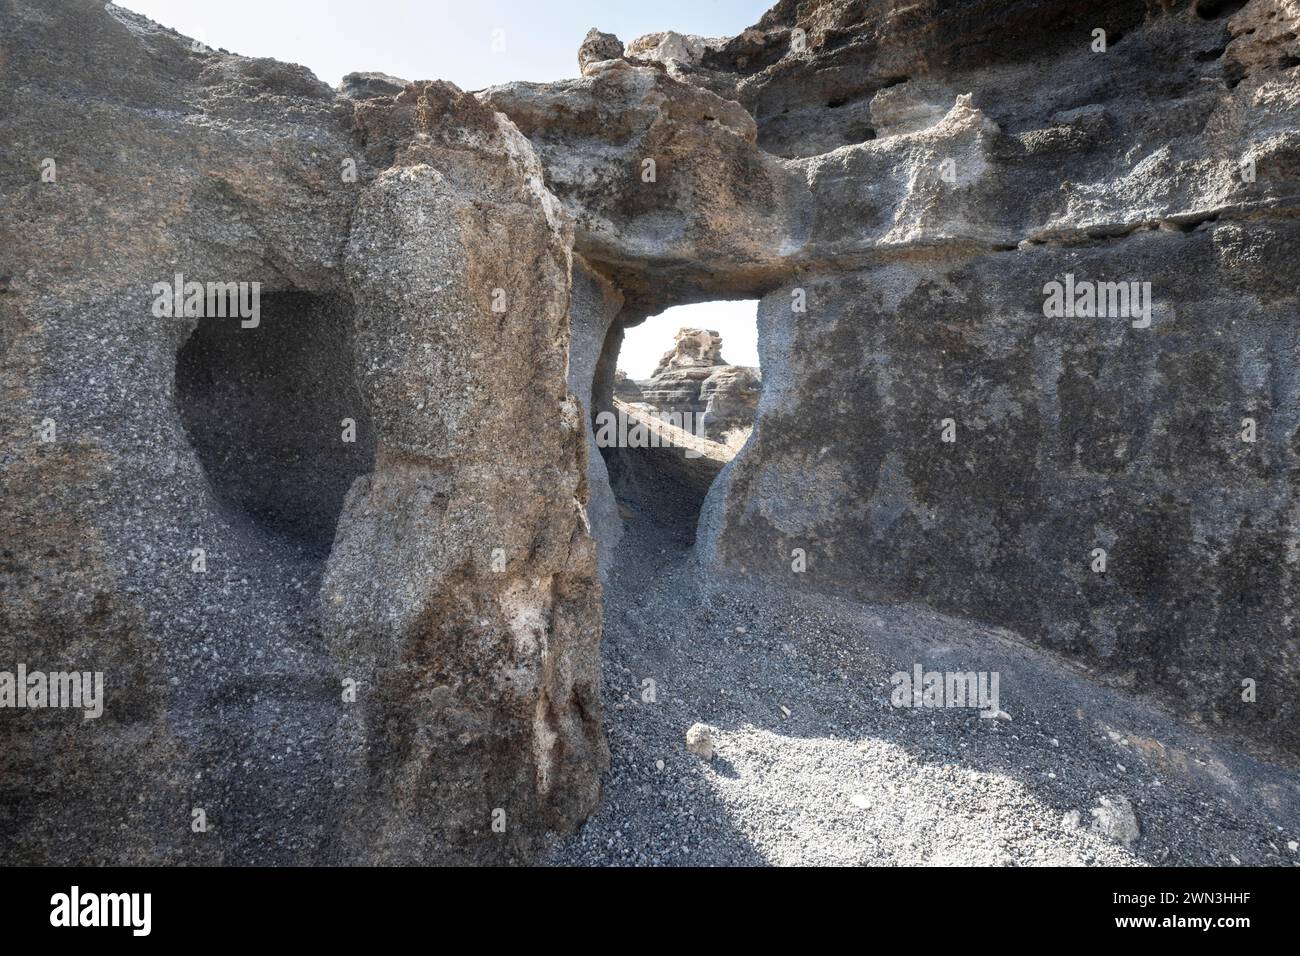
xmin=175 ymin=290 xmax=375 ymax=558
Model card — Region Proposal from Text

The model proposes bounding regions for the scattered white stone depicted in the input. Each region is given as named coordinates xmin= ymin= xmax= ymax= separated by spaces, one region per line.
xmin=995 ymin=710 xmax=1011 ymax=722
xmin=735 ymin=626 xmax=746 ymax=635
xmin=685 ymin=723 xmax=715 ymax=760
xmin=1050 ymin=738 xmax=1059 ymax=747
xmin=1288 ymin=840 xmax=1298 ymax=853
xmin=780 ymin=705 xmax=792 ymax=718
xmin=1089 ymin=794 xmax=1140 ymax=848
xmin=1116 ymin=763 xmax=1127 ymax=772
xmin=655 ymin=759 xmax=664 ymax=772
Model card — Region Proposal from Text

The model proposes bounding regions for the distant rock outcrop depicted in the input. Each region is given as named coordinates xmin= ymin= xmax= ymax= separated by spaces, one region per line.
xmin=698 ymin=365 xmax=761 ymax=443
xmin=612 ymin=369 xmax=644 ymax=403
xmin=634 ymin=329 xmax=761 ymax=442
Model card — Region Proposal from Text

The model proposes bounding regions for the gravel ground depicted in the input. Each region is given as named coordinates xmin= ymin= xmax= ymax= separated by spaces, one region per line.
xmin=546 ymin=452 xmax=1300 ymax=866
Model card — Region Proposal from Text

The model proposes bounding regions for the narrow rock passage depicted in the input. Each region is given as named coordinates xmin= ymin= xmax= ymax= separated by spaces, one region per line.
xmin=548 ymin=457 xmax=1300 ymax=866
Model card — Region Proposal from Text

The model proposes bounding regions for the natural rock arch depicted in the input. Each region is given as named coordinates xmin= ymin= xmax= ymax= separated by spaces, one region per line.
xmin=2 ymin=0 xmax=1298 ymax=868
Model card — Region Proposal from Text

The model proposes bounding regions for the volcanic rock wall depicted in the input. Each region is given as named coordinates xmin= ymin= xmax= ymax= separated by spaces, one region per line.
xmin=695 ymin=0 xmax=1300 ymax=756
xmin=0 ymin=0 xmax=602 ymax=864
xmin=489 ymin=0 xmax=1300 ymax=756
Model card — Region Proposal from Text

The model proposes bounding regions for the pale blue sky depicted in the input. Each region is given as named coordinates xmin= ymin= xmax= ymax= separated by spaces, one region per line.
xmin=118 ymin=0 xmax=770 ymax=90
xmin=118 ymin=1 xmax=766 ymax=374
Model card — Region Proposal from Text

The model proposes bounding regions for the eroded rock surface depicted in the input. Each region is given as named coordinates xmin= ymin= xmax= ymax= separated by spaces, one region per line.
xmin=481 ymin=66 xmax=809 ymax=312
xmin=525 ymin=0 xmax=1300 ymax=758
xmin=320 ymin=81 xmax=605 ymax=864
xmin=2 ymin=0 xmax=1299 ymax=869
xmin=1 ymin=1 xmax=602 ymax=865
xmin=688 ymin=0 xmax=1300 ymax=758
xmin=2 ymin=0 xmax=361 ymax=865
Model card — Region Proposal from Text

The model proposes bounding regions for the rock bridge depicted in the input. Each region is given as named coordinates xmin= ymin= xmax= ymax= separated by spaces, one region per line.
xmin=1 ymin=0 xmax=1298 ymax=863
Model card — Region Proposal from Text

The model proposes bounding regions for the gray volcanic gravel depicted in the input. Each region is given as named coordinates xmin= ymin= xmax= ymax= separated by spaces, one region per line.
xmin=546 ymin=456 xmax=1300 ymax=867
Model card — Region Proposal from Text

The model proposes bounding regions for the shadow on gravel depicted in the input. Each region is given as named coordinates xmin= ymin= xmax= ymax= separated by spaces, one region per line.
xmin=549 ymin=448 xmax=1300 ymax=866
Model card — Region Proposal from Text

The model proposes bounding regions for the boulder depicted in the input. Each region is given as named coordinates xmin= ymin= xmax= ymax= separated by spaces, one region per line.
xmin=339 ymin=71 xmax=410 ymax=99
xmin=578 ymin=28 xmax=624 ymax=75
xmin=685 ymin=723 xmax=716 ymax=760
xmin=1089 ymin=795 xmax=1141 ymax=849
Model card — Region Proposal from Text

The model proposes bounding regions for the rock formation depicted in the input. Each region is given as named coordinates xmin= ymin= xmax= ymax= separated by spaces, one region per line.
xmin=319 ymin=81 xmax=605 ymax=864
xmin=502 ymin=0 xmax=1299 ymax=757
xmin=612 ymin=370 xmax=645 ymax=404
xmin=689 ymin=0 xmax=1300 ymax=758
xmin=2 ymin=0 xmax=1299 ymax=867
xmin=699 ymin=365 xmax=761 ymax=442
xmin=0 ymin=0 xmax=602 ymax=865
xmin=635 ymin=329 xmax=761 ymax=441
xmin=578 ymin=28 xmax=624 ymax=76
xmin=657 ymin=328 xmax=725 ymax=370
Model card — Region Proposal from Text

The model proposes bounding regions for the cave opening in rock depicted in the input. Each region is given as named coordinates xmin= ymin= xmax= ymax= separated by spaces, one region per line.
xmin=600 ymin=300 xmax=761 ymax=541
xmin=174 ymin=290 xmax=375 ymax=560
